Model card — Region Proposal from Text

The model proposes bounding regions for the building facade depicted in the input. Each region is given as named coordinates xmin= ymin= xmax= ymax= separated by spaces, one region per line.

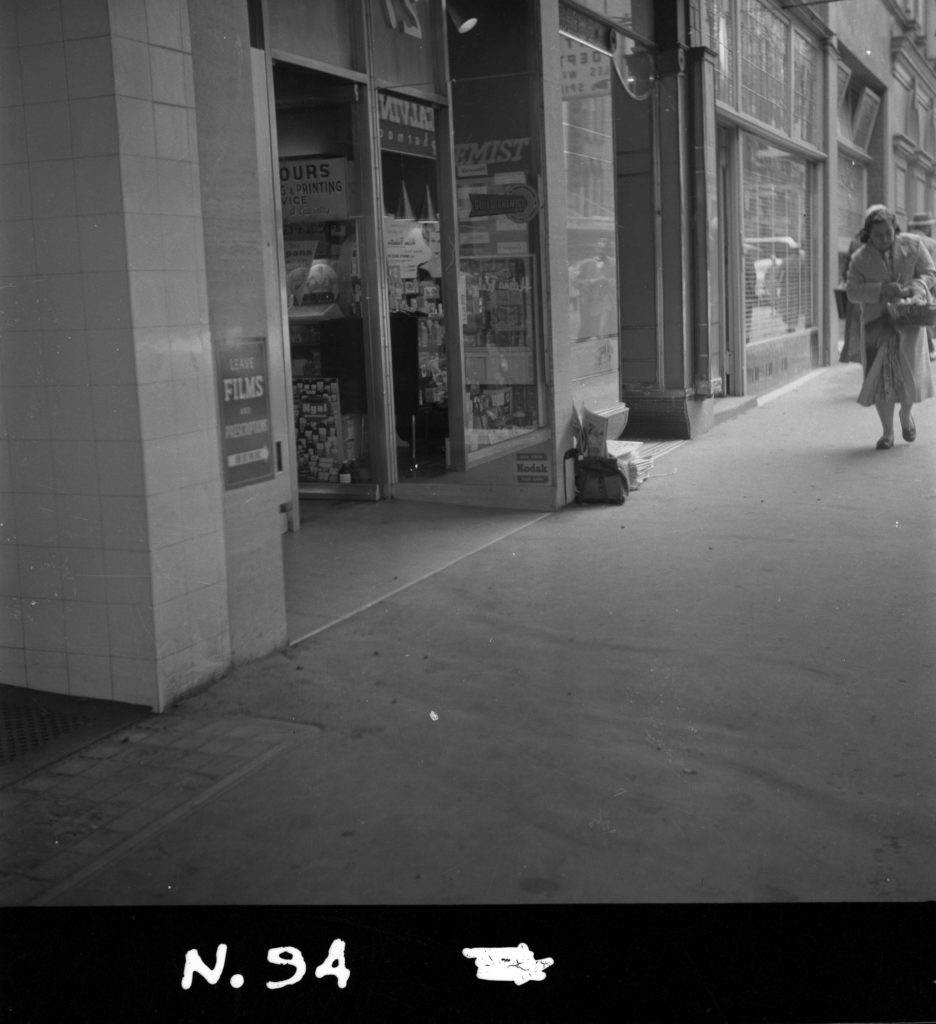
xmin=3 ymin=0 xmax=936 ymax=709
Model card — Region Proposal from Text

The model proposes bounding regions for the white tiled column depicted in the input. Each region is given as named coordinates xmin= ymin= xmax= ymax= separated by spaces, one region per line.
xmin=0 ymin=0 xmax=229 ymax=710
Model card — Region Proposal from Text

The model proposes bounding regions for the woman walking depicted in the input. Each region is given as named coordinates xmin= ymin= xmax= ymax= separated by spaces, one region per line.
xmin=845 ymin=206 xmax=936 ymax=449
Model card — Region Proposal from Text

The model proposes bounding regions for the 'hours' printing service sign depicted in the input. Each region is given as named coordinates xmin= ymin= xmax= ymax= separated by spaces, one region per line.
xmin=216 ymin=337 xmax=275 ymax=490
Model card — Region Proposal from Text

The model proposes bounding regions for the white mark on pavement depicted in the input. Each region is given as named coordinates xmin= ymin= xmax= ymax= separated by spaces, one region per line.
xmin=429 ymin=710 xmax=439 ymax=721
xmin=462 ymin=944 xmax=553 ymax=985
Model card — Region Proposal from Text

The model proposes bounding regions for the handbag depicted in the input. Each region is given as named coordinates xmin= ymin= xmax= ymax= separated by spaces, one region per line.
xmin=565 ymin=450 xmax=628 ymax=505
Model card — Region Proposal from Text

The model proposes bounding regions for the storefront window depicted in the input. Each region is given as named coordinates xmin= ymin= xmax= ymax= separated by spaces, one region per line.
xmin=739 ymin=0 xmax=789 ymax=133
xmin=562 ymin=36 xmax=620 ymax=407
xmin=706 ymin=0 xmax=735 ymax=106
xmin=792 ymin=32 xmax=819 ymax=147
xmin=266 ymin=0 xmax=362 ymax=73
xmin=453 ymin=75 xmax=543 ymax=454
xmin=571 ymin=0 xmax=654 ymax=40
xmin=837 ymin=153 xmax=866 ymax=249
xmin=742 ymin=133 xmax=814 ymax=342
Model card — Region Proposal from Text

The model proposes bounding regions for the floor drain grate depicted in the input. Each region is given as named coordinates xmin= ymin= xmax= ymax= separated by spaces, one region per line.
xmin=0 ymin=700 xmax=89 ymax=765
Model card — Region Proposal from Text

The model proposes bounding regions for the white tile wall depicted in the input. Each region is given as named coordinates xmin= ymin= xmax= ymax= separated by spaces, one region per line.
xmin=75 ymin=155 xmax=123 ymax=214
xmin=65 ymin=37 xmax=114 ymax=98
xmin=0 ymin=597 xmax=25 ymax=648
xmin=0 ymin=333 xmax=43 ymax=386
xmin=35 ymin=218 xmax=82 ymax=274
xmin=111 ymin=654 xmax=156 ymax=704
xmin=52 ymin=439 xmax=100 ymax=495
xmin=0 ymin=220 xmax=35 ymax=274
xmin=0 ymin=162 xmax=32 ymax=217
xmin=96 ymin=439 xmax=145 ymax=495
xmin=16 ymin=546 xmax=62 ymax=600
xmin=64 ymin=599 xmax=111 ymax=655
xmin=0 ymin=646 xmax=27 ymax=687
xmin=61 ymin=547 xmax=108 ymax=603
xmin=63 ymin=0 xmax=111 ymax=40
xmin=67 ymin=652 xmax=112 ymax=697
xmin=88 ymin=328 xmax=138 ymax=386
xmin=78 ymin=214 xmax=129 ymax=271
xmin=2 ymin=0 xmax=231 ymax=710
xmin=16 ymin=0 xmax=64 ymax=46
xmin=25 ymin=650 xmax=69 ymax=694
xmin=30 ymin=159 xmax=78 ymax=216
xmin=22 ymin=597 xmax=66 ymax=651
xmin=108 ymin=0 xmax=149 ymax=43
xmin=20 ymin=43 xmax=69 ymax=104
xmin=70 ymin=96 xmax=119 ymax=157
xmin=43 ymin=331 xmax=91 ymax=386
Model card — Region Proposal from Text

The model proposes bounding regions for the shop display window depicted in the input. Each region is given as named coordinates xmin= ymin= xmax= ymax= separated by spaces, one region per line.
xmin=742 ymin=133 xmax=815 ymax=343
xmin=452 ymin=71 xmax=544 ymax=455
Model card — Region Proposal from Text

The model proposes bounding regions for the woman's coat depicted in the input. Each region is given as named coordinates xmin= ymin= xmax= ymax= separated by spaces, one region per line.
xmin=845 ymin=233 xmax=936 ymax=405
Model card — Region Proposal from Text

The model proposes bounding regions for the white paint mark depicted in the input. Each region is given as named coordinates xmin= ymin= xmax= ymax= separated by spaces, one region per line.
xmin=266 ymin=947 xmax=306 ymax=989
xmin=314 ymin=939 xmax=350 ymax=989
xmin=230 ymin=974 xmax=244 ymax=989
xmin=462 ymin=943 xmax=553 ymax=985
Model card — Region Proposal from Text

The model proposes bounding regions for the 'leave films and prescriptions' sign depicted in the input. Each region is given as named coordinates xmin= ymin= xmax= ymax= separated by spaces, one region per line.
xmin=216 ymin=337 xmax=275 ymax=490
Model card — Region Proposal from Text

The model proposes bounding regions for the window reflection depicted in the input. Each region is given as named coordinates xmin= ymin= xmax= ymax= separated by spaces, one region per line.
xmin=742 ymin=135 xmax=814 ymax=342
xmin=563 ymin=37 xmax=620 ymax=396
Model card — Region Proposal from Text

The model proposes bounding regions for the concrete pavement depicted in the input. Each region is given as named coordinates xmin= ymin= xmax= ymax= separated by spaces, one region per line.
xmin=3 ymin=362 xmax=935 ymax=905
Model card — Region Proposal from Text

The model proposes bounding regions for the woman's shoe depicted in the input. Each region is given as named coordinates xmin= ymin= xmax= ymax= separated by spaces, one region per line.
xmin=901 ymin=416 xmax=916 ymax=442
xmin=876 ymin=435 xmax=895 ymax=450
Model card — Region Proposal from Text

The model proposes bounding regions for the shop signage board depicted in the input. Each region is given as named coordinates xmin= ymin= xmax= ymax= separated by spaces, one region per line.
xmin=280 ymin=156 xmax=348 ymax=225
xmin=216 ymin=337 xmax=275 ymax=490
xmin=560 ymin=34 xmax=612 ymax=101
xmin=467 ymin=183 xmax=540 ymax=223
xmin=515 ymin=452 xmax=549 ymax=484
xmin=379 ymin=93 xmax=437 ymax=157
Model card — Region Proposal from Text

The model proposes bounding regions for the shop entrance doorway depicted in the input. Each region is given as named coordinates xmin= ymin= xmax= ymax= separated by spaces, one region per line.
xmin=273 ymin=62 xmax=377 ymax=501
xmin=381 ymin=150 xmax=450 ymax=479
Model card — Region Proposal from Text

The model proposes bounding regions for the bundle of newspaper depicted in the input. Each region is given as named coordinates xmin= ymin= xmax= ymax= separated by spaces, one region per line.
xmin=573 ymin=401 xmax=630 ymax=457
xmin=606 ymin=439 xmax=653 ymax=490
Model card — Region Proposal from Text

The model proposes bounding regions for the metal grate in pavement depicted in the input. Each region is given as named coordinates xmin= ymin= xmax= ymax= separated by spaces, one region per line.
xmin=0 ymin=699 xmax=88 ymax=764
xmin=0 ymin=686 xmax=149 ymax=786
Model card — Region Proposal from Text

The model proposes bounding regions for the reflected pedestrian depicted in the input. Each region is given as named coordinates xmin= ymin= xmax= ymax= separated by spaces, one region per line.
xmin=846 ymin=205 xmax=936 ymax=449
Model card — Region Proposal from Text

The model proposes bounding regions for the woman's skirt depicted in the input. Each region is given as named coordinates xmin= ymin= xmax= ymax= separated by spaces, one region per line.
xmin=858 ymin=316 xmax=936 ymax=407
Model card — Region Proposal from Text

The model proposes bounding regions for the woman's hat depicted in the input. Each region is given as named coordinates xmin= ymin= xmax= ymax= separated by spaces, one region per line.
xmin=909 ymin=211 xmax=936 ymax=228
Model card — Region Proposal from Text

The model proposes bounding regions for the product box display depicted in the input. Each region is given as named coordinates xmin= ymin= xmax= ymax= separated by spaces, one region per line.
xmin=293 ymin=377 xmax=344 ymax=483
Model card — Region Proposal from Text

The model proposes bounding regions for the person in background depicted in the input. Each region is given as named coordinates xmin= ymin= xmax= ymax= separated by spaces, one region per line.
xmin=906 ymin=211 xmax=936 ymax=361
xmin=846 ymin=205 xmax=936 ymax=449
xmin=575 ymin=236 xmax=617 ymax=340
xmin=837 ymin=209 xmax=885 ymax=362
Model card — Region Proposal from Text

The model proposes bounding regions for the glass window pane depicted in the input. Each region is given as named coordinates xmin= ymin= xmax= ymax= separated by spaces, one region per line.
xmin=563 ymin=38 xmax=620 ymax=405
xmin=707 ymin=0 xmax=735 ymax=107
xmin=267 ymin=0 xmax=361 ymax=73
xmin=742 ymin=134 xmax=814 ymax=343
xmin=453 ymin=74 xmax=542 ymax=454
xmin=739 ymin=0 xmax=789 ymax=133
xmin=792 ymin=31 xmax=819 ymax=146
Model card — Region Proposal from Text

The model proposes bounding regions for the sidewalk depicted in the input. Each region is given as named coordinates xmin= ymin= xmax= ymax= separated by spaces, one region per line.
xmin=3 ymin=363 xmax=935 ymax=906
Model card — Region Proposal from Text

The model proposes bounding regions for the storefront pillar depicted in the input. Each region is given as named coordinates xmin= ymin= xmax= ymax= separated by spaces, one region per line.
xmin=822 ymin=35 xmax=842 ymax=366
xmin=622 ymin=40 xmax=710 ymax=439
xmin=686 ymin=45 xmax=723 ymax=399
